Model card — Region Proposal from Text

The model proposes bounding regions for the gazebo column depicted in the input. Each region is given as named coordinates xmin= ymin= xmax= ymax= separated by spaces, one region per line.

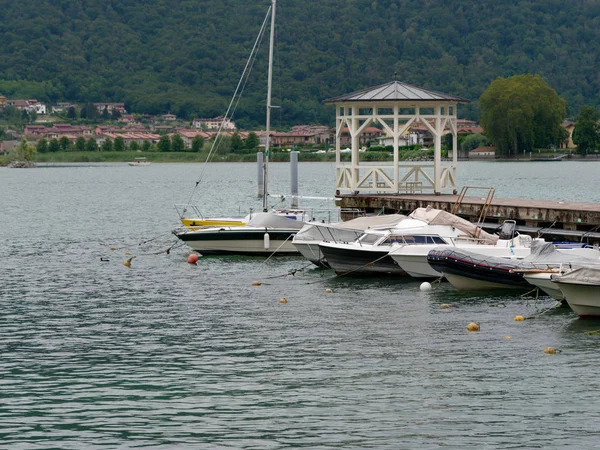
xmin=393 ymin=104 xmax=399 ymax=192
xmin=351 ymin=112 xmax=360 ymax=192
xmin=434 ymin=106 xmax=442 ymax=195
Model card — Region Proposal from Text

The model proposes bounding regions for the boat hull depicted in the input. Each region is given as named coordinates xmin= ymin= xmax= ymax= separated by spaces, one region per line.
xmin=175 ymin=228 xmax=299 ymax=255
xmin=523 ymin=273 xmax=564 ymax=300
xmin=293 ymin=241 xmax=329 ymax=268
xmin=319 ymin=244 xmax=406 ymax=276
xmin=427 ymin=248 xmax=530 ymax=291
xmin=388 ymin=252 xmax=441 ymax=279
xmin=556 ymin=283 xmax=600 ymax=317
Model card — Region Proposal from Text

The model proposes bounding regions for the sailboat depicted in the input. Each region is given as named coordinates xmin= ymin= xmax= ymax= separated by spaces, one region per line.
xmin=173 ymin=0 xmax=305 ymax=255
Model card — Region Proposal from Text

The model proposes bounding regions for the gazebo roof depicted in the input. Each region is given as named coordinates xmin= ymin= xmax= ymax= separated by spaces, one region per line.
xmin=323 ymin=80 xmax=470 ymax=104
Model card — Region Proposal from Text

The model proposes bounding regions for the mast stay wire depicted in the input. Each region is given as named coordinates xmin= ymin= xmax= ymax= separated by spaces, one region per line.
xmin=184 ymin=5 xmax=273 ymax=209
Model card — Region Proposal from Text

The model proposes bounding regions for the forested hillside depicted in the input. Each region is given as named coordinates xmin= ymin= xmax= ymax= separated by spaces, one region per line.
xmin=1 ymin=0 xmax=598 ymax=128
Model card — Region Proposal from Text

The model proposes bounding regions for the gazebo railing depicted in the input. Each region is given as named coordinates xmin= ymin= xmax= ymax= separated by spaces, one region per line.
xmin=336 ymin=162 xmax=456 ymax=194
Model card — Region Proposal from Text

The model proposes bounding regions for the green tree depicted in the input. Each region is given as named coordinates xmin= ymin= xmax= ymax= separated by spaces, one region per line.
xmin=230 ymin=131 xmax=244 ymax=152
xmin=59 ymin=136 xmax=71 ymax=151
xmin=245 ymin=132 xmax=259 ymax=150
xmin=479 ymin=74 xmax=566 ymax=156
xmin=572 ymin=106 xmax=600 ymax=155
xmin=102 ymin=107 xmax=110 ymax=121
xmin=461 ymin=133 xmax=489 ymax=152
xmin=15 ymin=138 xmax=35 ymax=161
xmin=171 ymin=134 xmax=185 ymax=152
xmin=48 ymin=138 xmax=60 ymax=153
xmin=86 ymin=137 xmax=98 ymax=152
xmin=129 ymin=140 xmax=140 ymax=151
xmin=113 ymin=135 xmax=125 ymax=152
xmin=75 ymin=136 xmax=86 ymax=152
xmin=111 ymin=109 xmax=121 ymax=120
xmin=36 ymin=138 xmax=48 ymax=153
xmin=191 ymin=135 xmax=204 ymax=152
xmin=142 ymin=140 xmax=152 ymax=152
xmin=67 ymin=106 xmax=77 ymax=119
xmin=157 ymin=135 xmax=171 ymax=152
xmin=102 ymin=138 xmax=113 ymax=152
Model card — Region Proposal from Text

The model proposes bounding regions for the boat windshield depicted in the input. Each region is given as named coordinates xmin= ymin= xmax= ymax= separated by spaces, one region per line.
xmin=357 ymin=233 xmax=382 ymax=245
xmin=382 ymin=235 xmax=447 ymax=245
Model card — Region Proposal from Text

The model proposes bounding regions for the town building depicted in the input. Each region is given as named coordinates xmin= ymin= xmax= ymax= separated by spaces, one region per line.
xmin=192 ymin=116 xmax=236 ymax=130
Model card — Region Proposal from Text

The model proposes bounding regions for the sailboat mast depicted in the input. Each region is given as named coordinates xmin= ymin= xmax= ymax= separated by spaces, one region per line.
xmin=263 ymin=0 xmax=276 ymax=212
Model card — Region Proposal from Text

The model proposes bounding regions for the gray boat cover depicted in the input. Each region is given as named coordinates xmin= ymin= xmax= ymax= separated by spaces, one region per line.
xmin=246 ymin=212 xmax=306 ymax=229
xmin=293 ymin=214 xmax=406 ymax=243
xmin=431 ymin=240 xmax=600 ymax=272
xmin=552 ymin=266 xmax=600 ymax=285
xmin=408 ymin=206 xmax=498 ymax=244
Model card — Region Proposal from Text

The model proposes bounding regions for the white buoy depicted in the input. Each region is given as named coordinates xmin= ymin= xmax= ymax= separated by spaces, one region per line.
xmin=263 ymin=232 xmax=270 ymax=249
xmin=420 ymin=282 xmax=432 ymax=292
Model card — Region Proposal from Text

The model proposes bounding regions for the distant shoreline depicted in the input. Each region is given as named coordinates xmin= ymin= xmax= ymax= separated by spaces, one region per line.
xmin=3 ymin=151 xmax=599 ymax=166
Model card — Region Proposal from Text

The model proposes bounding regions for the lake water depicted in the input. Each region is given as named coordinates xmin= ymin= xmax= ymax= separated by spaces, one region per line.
xmin=2 ymin=161 xmax=600 ymax=449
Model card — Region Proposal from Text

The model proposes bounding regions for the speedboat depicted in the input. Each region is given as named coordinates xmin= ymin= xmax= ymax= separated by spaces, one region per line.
xmin=552 ymin=267 xmax=600 ymax=317
xmin=318 ymin=207 xmax=495 ymax=277
xmin=428 ymin=241 xmax=600 ymax=291
xmin=292 ymin=214 xmax=406 ymax=267
xmin=388 ymin=220 xmax=532 ymax=279
xmin=173 ymin=212 xmax=305 ymax=255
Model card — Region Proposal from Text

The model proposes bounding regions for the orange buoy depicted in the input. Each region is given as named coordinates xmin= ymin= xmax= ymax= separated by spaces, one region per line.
xmin=544 ymin=347 xmax=557 ymax=354
xmin=280 ymin=298 xmax=288 ymax=304
xmin=187 ymin=254 xmax=199 ymax=264
xmin=324 ymin=288 xmax=333 ymax=293
xmin=123 ymin=256 xmax=134 ymax=267
xmin=514 ymin=315 xmax=525 ymax=321
xmin=466 ymin=322 xmax=480 ymax=332
xmin=252 ymin=281 xmax=262 ymax=286
xmin=440 ymin=304 xmax=451 ymax=309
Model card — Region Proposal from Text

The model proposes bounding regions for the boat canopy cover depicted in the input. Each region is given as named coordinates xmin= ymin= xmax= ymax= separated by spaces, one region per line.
xmin=294 ymin=214 xmax=406 ymax=243
xmin=429 ymin=241 xmax=600 ymax=273
xmin=408 ymin=207 xmax=498 ymax=244
xmin=553 ymin=267 xmax=600 ymax=286
xmin=246 ymin=212 xmax=306 ymax=229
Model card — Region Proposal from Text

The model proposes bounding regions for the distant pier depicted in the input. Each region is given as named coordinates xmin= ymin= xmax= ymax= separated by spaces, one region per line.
xmin=336 ymin=193 xmax=600 ymax=243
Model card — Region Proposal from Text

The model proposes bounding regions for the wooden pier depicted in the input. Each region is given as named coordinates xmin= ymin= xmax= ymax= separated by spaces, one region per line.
xmin=336 ymin=192 xmax=600 ymax=243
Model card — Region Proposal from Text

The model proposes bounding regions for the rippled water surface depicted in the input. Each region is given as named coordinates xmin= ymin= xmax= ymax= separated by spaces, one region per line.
xmin=2 ymin=161 xmax=600 ymax=449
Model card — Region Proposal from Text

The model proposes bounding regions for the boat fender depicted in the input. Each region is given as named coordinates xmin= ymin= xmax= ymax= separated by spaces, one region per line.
xmin=264 ymin=232 xmax=270 ymax=249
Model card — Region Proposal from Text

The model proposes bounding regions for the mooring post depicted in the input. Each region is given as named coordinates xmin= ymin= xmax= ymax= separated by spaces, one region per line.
xmin=257 ymin=151 xmax=264 ymax=197
xmin=290 ymin=151 xmax=299 ymax=208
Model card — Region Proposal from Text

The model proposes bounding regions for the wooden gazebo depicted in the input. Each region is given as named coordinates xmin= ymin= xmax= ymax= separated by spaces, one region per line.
xmin=324 ymin=81 xmax=469 ymax=195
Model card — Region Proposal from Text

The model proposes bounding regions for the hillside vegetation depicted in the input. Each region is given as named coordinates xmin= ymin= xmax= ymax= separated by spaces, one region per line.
xmin=1 ymin=0 xmax=598 ymax=127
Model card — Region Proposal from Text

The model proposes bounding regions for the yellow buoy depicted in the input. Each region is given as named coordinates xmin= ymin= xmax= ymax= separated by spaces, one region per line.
xmin=544 ymin=347 xmax=557 ymax=354
xmin=125 ymin=251 xmax=131 ymax=255
xmin=280 ymin=298 xmax=288 ymax=304
xmin=440 ymin=304 xmax=451 ymax=309
xmin=506 ymin=336 xmax=511 ymax=339
xmin=252 ymin=281 xmax=262 ymax=286
xmin=466 ymin=322 xmax=480 ymax=332
xmin=324 ymin=288 xmax=333 ymax=293
xmin=514 ymin=315 xmax=526 ymax=321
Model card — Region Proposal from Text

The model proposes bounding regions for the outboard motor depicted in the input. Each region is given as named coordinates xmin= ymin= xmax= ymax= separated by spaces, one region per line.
xmin=498 ymin=220 xmax=517 ymax=240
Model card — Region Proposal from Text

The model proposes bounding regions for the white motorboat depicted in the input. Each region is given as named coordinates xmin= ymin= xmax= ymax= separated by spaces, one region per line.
xmin=292 ymin=214 xmax=406 ymax=267
xmin=388 ymin=220 xmax=532 ymax=279
xmin=318 ymin=207 xmax=497 ymax=277
xmin=552 ymin=267 xmax=600 ymax=317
